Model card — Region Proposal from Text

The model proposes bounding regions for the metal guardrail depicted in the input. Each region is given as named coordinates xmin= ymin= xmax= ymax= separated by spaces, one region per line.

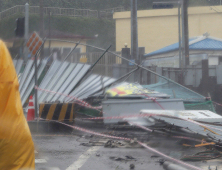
xmin=68 ymin=51 xmax=122 ymax=65
xmin=101 ymin=6 xmax=124 ymax=13
xmin=0 ymin=5 xmax=124 ymax=20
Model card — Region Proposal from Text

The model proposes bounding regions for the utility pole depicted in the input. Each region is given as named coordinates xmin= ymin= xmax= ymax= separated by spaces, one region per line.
xmin=131 ymin=0 xmax=138 ymax=62
xmin=178 ymin=1 xmax=182 ymax=68
xmin=39 ymin=0 xmax=44 ymax=59
xmin=48 ymin=11 xmax=51 ymax=54
xmin=25 ymin=3 xmax=29 ymax=40
xmin=182 ymin=0 xmax=189 ymax=66
xmin=24 ymin=3 xmax=29 ymax=61
xmin=39 ymin=0 xmax=44 ymax=37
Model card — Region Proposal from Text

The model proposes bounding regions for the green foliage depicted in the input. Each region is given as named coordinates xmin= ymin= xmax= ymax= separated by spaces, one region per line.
xmin=1 ymin=0 xmax=222 ymax=12
xmin=1 ymin=0 xmax=220 ymax=52
xmin=0 ymin=14 xmax=115 ymax=51
xmin=1 ymin=0 xmax=221 ymax=12
xmin=0 ymin=14 xmax=24 ymax=39
xmin=45 ymin=15 xmax=115 ymax=51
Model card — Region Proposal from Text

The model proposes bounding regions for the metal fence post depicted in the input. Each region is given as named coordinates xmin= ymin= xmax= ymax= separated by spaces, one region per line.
xmin=25 ymin=3 xmax=29 ymax=40
xmin=105 ymin=53 xmax=109 ymax=76
xmin=24 ymin=3 xmax=29 ymax=62
xmin=89 ymin=53 xmax=93 ymax=63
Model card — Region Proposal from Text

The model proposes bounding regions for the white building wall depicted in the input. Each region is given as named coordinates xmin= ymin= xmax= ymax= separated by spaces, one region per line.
xmin=143 ymin=54 xmax=212 ymax=68
xmin=209 ymin=56 xmax=218 ymax=65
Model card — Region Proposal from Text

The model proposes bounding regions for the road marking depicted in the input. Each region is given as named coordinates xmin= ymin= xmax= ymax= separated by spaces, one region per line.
xmin=35 ymin=159 xmax=47 ymax=163
xmin=66 ymin=146 xmax=100 ymax=170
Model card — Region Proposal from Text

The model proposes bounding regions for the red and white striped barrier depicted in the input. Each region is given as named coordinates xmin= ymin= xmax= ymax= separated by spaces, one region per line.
xmin=38 ymin=118 xmax=201 ymax=170
xmin=140 ymin=94 xmax=165 ymax=110
xmin=213 ymin=101 xmax=222 ymax=107
xmin=138 ymin=141 xmax=202 ymax=170
xmin=35 ymin=86 xmax=102 ymax=110
xmin=35 ymin=86 xmax=166 ymax=110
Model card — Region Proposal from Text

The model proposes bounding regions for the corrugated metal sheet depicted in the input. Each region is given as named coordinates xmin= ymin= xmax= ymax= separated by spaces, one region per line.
xmin=137 ymin=110 xmax=222 ymax=140
xmin=37 ymin=60 xmax=61 ymax=101
xmin=140 ymin=110 xmax=222 ymax=123
xmin=15 ymin=59 xmax=24 ymax=75
xmin=56 ymin=64 xmax=91 ymax=102
xmin=39 ymin=61 xmax=70 ymax=103
xmin=50 ymin=64 xmax=82 ymax=102
xmin=19 ymin=60 xmax=34 ymax=90
xmin=45 ymin=63 xmax=76 ymax=102
xmin=75 ymin=77 xmax=110 ymax=98
xmin=66 ymin=75 xmax=116 ymax=101
xmin=78 ymin=77 xmax=115 ymax=100
xmin=20 ymin=60 xmax=40 ymax=97
xmin=21 ymin=59 xmax=48 ymax=105
xmin=13 ymin=59 xmax=17 ymax=67
xmin=16 ymin=59 xmax=118 ymax=106
xmin=154 ymin=117 xmax=222 ymax=140
xmin=69 ymin=75 xmax=100 ymax=98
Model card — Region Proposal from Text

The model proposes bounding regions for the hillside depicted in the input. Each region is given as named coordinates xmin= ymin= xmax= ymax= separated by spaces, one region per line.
xmin=0 ymin=14 xmax=115 ymax=52
xmin=0 ymin=0 xmax=220 ymax=12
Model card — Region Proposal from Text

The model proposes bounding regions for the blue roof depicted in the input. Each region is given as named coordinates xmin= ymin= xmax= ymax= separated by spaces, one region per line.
xmin=189 ymin=38 xmax=222 ymax=50
xmin=144 ymin=37 xmax=222 ymax=57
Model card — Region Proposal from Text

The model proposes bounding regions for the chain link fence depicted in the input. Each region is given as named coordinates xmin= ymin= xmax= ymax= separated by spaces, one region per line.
xmin=0 ymin=5 xmax=125 ymax=20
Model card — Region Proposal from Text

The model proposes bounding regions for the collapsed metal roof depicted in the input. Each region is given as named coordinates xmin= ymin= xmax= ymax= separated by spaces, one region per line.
xmin=13 ymin=59 xmax=116 ymax=106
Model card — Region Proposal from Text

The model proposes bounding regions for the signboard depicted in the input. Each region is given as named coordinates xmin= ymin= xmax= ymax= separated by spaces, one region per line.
xmin=26 ymin=32 xmax=43 ymax=55
xmin=153 ymin=4 xmax=174 ymax=9
xmin=106 ymin=82 xmax=158 ymax=97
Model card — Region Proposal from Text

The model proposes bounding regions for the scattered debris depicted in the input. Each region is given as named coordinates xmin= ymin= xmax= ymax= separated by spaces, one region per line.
xmin=125 ymin=155 xmax=136 ymax=160
xmin=129 ymin=164 xmax=135 ymax=169
xmin=169 ymin=151 xmax=183 ymax=159
xmin=158 ymin=159 xmax=165 ymax=165
xmin=151 ymin=155 xmax=160 ymax=158
xmin=105 ymin=140 xmax=117 ymax=148
xmin=80 ymin=143 xmax=95 ymax=147
xmin=109 ymin=156 xmax=136 ymax=162
xmin=181 ymin=150 xmax=222 ymax=161
xmin=110 ymin=157 xmax=126 ymax=161
xmin=130 ymin=138 xmax=137 ymax=144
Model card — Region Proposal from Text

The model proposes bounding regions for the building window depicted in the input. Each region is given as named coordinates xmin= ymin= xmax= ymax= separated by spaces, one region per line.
xmin=219 ymin=56 xmax=222 ymax=65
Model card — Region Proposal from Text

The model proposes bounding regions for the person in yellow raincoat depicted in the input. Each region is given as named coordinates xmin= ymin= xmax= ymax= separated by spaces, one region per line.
xmin=0 ymin=40 xmax=35 ymax=169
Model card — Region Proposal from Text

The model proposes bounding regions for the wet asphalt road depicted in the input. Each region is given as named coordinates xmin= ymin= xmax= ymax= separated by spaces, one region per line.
xmin=33 ymin=133 xmax=162 ymax=170
xmin=31 ymin=122 xmax=222 ymax=170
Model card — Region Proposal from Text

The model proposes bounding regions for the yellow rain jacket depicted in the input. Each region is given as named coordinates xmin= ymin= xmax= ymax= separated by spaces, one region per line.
xmin=0 ymin=40 xmax=35 ymax=169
